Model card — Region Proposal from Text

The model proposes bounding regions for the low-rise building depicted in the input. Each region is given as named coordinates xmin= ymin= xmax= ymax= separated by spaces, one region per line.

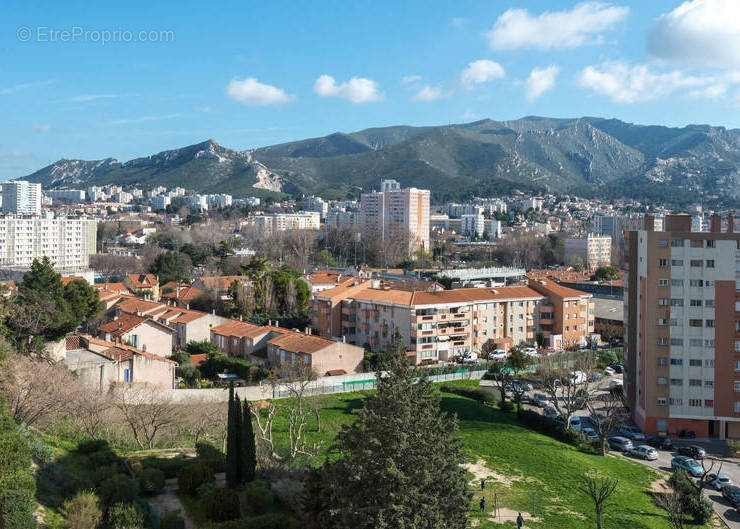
xmin=98 ymin=312 xmax=175 ymax=357
xmin=124 ymin=273 xmax=160 ymax=299
xmin=266 ymin=331 xmax=364 ymax=375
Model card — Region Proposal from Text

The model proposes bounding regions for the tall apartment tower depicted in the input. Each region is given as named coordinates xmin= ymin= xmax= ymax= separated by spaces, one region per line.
xmin=624 ymin=214 xmax=740 ymax=439
xmin=2 ymin=181 xmax=41 ymax=215
xmin=360 ymin=179 xmax=430 ymax=251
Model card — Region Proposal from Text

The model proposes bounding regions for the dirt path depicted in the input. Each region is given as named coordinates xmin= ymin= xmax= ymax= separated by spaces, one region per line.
xmin=148 ymin=478 xmax=194 ymax=529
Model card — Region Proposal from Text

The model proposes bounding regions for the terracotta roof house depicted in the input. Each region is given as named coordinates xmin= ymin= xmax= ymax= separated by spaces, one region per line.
xmin=64 ymin=334 xmax=176 ymax=390
xmin=124 ymin=273 xmax=160 ymax=299
xmin=266 ymin=330 xmax=364 ymax=375
xmin=195 ymin=275 xmax=251 ymax=296
xmin=93 ymin=282 xmax=131 ymax=295
xmin=210 ymin=319 xmax=288 ymax=362
xmin=61 ymin=276 xmax=86 ymax=286
xmin=160 ymin=281 xmax=205 ymax=307
xmin=98 ymin=312 xmax=175 ymax=357
xmin=150 ymin=307 xmax=229 ymax=349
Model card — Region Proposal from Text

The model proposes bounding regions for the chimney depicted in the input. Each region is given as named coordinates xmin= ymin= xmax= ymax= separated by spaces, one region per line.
xmin=710 ymin=213 xmax=721 ymax=233
xmin=727 ymin=214 xmax=734 ymax=233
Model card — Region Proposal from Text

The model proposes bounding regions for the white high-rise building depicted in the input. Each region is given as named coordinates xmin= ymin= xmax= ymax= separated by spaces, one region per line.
xmin=461 ymin=213 xmax=485 ymax=238
xmin=593 ymin=215 xmax=619 ymax=238
xmin=254 ymin=212 xmax=320 ymax=234
xmin=2 ymin=181 xmax=41 ymax=215
xmin=360 ymin=179 xmax=430 ymax=251
xmin=564 ymin=235 xmax=612 ymax=269
xmin=0 ymin=214 xmax=97 ymax=270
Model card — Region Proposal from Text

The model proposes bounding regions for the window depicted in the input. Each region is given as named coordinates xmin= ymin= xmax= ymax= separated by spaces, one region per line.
xmin=658 ymin=298 xmax=668 ymax=306
xmin=705 ymin=339 xmax=715 ymax=348
xmin=690 ymin=299 xmax=702 ymax=307
xmin=706 ymin=240 xmax=715 ymax=248
xmin=706 ymin=320 xmax=714 ymax=328
xmin=705 ymin=280 xmax=714 ymax=287
xmin=672 ymin=259 xmax=684 ymax=266
xmin=690 ymin=279 xmax=703 ymax=287
xmin=658 ymin=337 xmax=668 ymax=345
xmin=688 ymin=399 xmax=702 ymax=407
xmin=690 ymin=339 xmax=703 ymax=347
xmin=691 ymin=239 xmax=703 ymax=248
xmin=659 ymin=258 xmax=669 ymax=267
xmin=657 ymin=239 xmax=668 ymax=247
xmin=736 ymin=360 xmax=740 ymax=372
xmin=671 ymin=279 xmax=684 ymax=287
xmin=670 ymin=398 xmax=683 ymax=406
xmin=657 ymin=397 xmax=668 ymax=406
xmin=705 ymin=400 xmax=714 ymax=407
xmin=736 ymin=341 xmax=740 ymax=353
xmin=689 ymin=379 xmax=702 ymax=387
xmin=690 ymin=259 xmax=703 ymax=267
xmin=670 ymin=358 xmax=683 ymax=366
xmin=658 ymin=279 xmax=669 ymax=286
xmin=734 ymin=381 xmax=740 ymax=393
xmin=689 ymin=319 xmax=703 ymax=327
xmin=658 ymin=357 xmax=668 ymax=366
xmin=670 ymin=299 xmax=683 ymax=307
xmin=735 ymin=402 xmax=740 ymax=413
xmin=705 ymin=380 xmax=714 ymax=388
xmin=670 ymin=338 xmax=683 ymax=346
xmin=689 ymin=359 xmax=702 ymax=367
xmin=706 ymin=259 xmax=715 ymax=268
xmin=657 ymin=377 xmax=667 ymax=385
xmin=658 ymin=318 xmax=668 ymax=326
xmin=670 ymin=378 xmax=683 ymax=386
xmin=705 ymin=300 xmax=714 ymax=308
xmin=123 ymin=368 xmax=131 ymax=383
xmin=671 ymin=239 xmax=684 ymax=247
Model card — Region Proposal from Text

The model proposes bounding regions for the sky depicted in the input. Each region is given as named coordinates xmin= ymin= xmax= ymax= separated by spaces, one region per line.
xmin=1 ymin=0 xmax=739 ymax=179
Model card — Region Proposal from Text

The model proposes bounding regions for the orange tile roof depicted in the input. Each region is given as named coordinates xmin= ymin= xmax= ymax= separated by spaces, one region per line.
xmin=160 ymin=285 xmax=204 ymax=302
xmin=126 ymin=273 xmax=158 ymax=288
xmin=198 ymin=275 xmax=251 ymax=290
xmin=94 ymin=282 xmax=130 ymax=294
xmin=61 ymin=276 xmax=86 ymax=286
xmin=99 ymin=312 xmax=174 ymax=336
xmin=190 ymin=353 xmax=207 ymax=367
xmin=211 ymin=319 xmax=262 ymax=337
xmin=115 ymin=296 xmax=167 ymax=315
xmin=69 ymin=334 xmax=176 ymax=364
xmin=154 ymin=307 xmax=209 ymax=324
xmin=267 ymin=332 xmax=335 ymax=355
xmin=314 ymin=279 xmax=373 ymax=302
xmin=528 ymin=278 xmax=591 ymax=300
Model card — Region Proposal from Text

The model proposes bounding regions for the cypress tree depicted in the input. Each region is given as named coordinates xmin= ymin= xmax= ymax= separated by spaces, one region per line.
xmin=240 ymin=398 xmax=257 ymax=483
xmin=225 ymin=384 xmax=240 ymax=488
xmin=234 ymin=397 xmax=243 ymax=484
xmin=303 ymin=330 xmax=471 ymax=529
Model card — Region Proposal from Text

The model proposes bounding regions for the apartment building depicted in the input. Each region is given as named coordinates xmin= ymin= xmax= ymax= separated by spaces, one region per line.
xmin=313 ymin=280 xmax=594 ymax=364
xmin=564 ymin=235 xmax=612 ymax=269
xmin=46 ymin=189 xmax=86 ymax=202
xmin=254 ymin=211 xmax=320 ymax=234
xmin=360 ymin=179 xmax=430 ymax=251
xmin=624 ymin=214 xmax=740 ymax=439
xmin=2 ymin=181 xmax=41 ymax=215
xmin=461 ymin=213 xmax=485 ymax=238
xmin=0 ymin=214 xmax=97 ymax=270
xmin=593 ymin=215 xmax=619 ymax=238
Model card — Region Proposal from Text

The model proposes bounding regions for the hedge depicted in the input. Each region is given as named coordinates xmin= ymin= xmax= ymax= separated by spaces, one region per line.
xmin=0 ymin=398 xmax=36 ymax=529
xmin=439 ymin=385 xmax=497 ymax=405
xmin=201 ymin=487 xmax=240 ymax=522
xmin=177 ymin=462 xmax=214 ymax=496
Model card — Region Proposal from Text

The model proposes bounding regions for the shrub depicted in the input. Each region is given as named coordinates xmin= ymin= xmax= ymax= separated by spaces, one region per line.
xmin=17 ymin=425 xmax=54 ymax=464
xmin=196 ymin=442 xmax=225 ymax=473
xmin=243 ymin=480 xmax=273 ymax=515
xmin=76 ymin=439 xmax=110 ymax=454
xmin=177 ymin=462 xmax=214 ymax=496
xmin=61 ymin=490 xmax=102 ymax=529
xmin=439 ymin=385 xmax=496 ymax=405
xmin=139 ymin=456 xmax=190 ymax=479
xmin=97 ymin=474 xmax=139 ymax=507
xmin=0 ymin=398 xmax=36 ymax=529
xmin=160 ymin=510 xmax=186 ymax=529
xmin=687 ymin=495 xmax=713 ymax=524
xmin=138 ymin=467 xmax=166 ymax=495
xmin=517 ymin=409 xmax=595 ymax=453
xmin=107 ymin=502 xmax=146 ymax=529
xmin=205 ymin=513 xmax=301 ymax=529
xmin=499 ymin=401 xmax=515 ymax=412
xmin=270 ymin=479 xmax=304 ymax=513
xmin=94 ymin=464 xmax=122 ymax=486
xmin=201 ymin=487 xmax=240 ymax=522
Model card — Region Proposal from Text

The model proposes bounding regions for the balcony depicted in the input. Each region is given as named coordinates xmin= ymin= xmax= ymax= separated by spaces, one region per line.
xmin=413 ymin=314 xmax=435 ymax=323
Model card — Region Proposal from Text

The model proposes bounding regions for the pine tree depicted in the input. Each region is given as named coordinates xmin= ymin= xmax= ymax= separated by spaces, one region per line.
xmin=225 ymin=384 xmax=241 ymax=488
xmin=241 ymin=398 xmax=256 ymax=483
xmin=303 ymin=330 xmax=471 ymax=529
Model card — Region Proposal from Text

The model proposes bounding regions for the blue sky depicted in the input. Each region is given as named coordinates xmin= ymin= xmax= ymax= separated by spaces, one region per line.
xmin=1 ymin=0 xmax=739 ymax=179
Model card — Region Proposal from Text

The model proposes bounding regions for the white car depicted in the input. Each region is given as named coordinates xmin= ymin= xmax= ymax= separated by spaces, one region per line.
xmin=709 ymin=474 xmax=732 ymax=491
xmin=570 ymin=371 xmax=587 ymax=385
xmin=523 ymin=348 xmax=538 ymax=357
xmin=627 ymin=445 xmax=658 ymax=461
xmin=604 ymin=366 xmax=616 ymax=376
xmin=488 ymin=350 xmax=508 ymax=361
xmin=582 ymin=427 xmax=599 ymax=440
xmin=569 ymin=415 xmax=582 ymax=430
xmin=608 ymin=379 xmax=624 ymax=390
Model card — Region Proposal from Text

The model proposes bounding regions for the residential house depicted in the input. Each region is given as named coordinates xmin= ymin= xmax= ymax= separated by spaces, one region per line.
xmin=210 ymin=319 xmax=288 ymax=363
xmin=125 ymin=273 xmax=160 ymax=299
xmin=98 ymin=312 xmax=175 ymax=356
xmin=266 ymin=330 xmax=364 ymax=375
xmin=160 ymin=281 xmax=205 ymax=307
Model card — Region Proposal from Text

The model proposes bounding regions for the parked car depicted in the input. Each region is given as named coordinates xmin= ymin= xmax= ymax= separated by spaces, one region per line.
xmin=618 ymin=426 xmax=647 ymax=442
xmin=671 ymin=456 xmax=703 ymax=477
xmin=627 ymin=445 xmax=659 ymax=460
xmin=582 ymin=427 xmax=600 ymax=441
xmin=677 ymin=445 xmax=706 ymax=460
xmin=533 ymin=392 xmax=550 ymax=407
xmin=569 ymin=415 xmax=582 ymax=430
xmin=590 ymin=412 xmax=606 ymax=426
xmin=610 ymin=363 xmax=624 ymax=374
xmin=608 ymin=379 xmax=624 ymax=390
xmin=646 ymin=435 xmax=673 ymax=450
xmin=678 ymin=429 xmax=696 ymax=439
xmin=590 ymin=372 xmax=604 ymax=382
xmin=488 ymin=350 xmax=508 ymax=361
xmin=520 ymin=382 xmax=534 ymax=392
xmin=707 ymin=474 xmax=732 ymax=491
xmin=607 ymin=436 xmax=634 ymax=452
xmin=544 ymin=406 xmax=558 ymax=419
xmin=723 ymin=485 xmax=740 ymax=508
xmin=604 ymin=366 xmax=615 ymax=376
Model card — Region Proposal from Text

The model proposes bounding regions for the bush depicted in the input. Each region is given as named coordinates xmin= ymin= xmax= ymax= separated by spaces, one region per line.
xmin=138 ymin=467 xmax=165 ymax=495
xmin=107 ymin=502 xmax=146 ymax=529
xmin=97 ymin=474 xmax=139 ymax=507
xmin=270 ymin=478 xmax=304 ymax=513
xmin=0 ymin=398 xmax=37 ymax=529
xmin=160 ymin=510 xmax=186 ymax=529
xmin=177 ymin=462 xmax=214 ymax=496
xmin=499 ymin=401 xmax=515 ymax=412
xmin=517 ymin=409 xmax=595 ymax=453
xmin=139 ymin=455 xmax=190 ymax=479
xmin=196 ymin=442 xmax=225 ymax=473
xmin=440 ymin=385 xmax=496 ymax=405
xmin=243 ymin=480 xmax=273 ymax=515
xmin=61 ymin=490 xmax=102 ymax=529
xmin=687 ymin=495 xmax=713 ymax=524
xmin=76 ymin=439 xmax=110 ymax=454
xmin=205 ymin=513 xmax=301 ymax=529
xmin=201 ymin=487 xmax=240 ymax=522
xmin=17 ymin=425 xmax=53 ymax=464
xmin=94 ymin=464 xmax=123 ymax=486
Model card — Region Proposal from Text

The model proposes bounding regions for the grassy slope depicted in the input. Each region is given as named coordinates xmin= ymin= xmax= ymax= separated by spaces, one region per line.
xmin=264 ymin=385 xmax=703 ymax=529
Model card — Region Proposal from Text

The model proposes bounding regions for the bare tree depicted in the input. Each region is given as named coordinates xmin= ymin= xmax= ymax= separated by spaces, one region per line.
xmin=248 ymin=400 xmax=280 ymax=466
xmin=279 ymin=359 xmax=321 ymax=459
xmin=89 ymin=254 xmax=141 ymax=282
xmin=261 ymin=275 xmax=277 ymax=315
xmin=655 ymin=489 xmax=685 ymax=529
xmin=72 ymin=383 xmax=114 ymax=439
xmin=576 ymin=473 xmax=619 ymax=529
xmin=112 ymin=384 xmax=181 ymax=450
xmin=180 ymin=399 xmax=227 ymax=445
xmin=537 ymin=351 xmax=594 ymax=428
xmin=0 ymin=355 xmax=75 ymax=426
xmin=585 ymin=387 xmax=627 ymax=455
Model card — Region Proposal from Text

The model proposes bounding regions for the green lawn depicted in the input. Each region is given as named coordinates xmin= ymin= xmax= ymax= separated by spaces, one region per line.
xmin=263 ymin=383 xmax=709 ymax=529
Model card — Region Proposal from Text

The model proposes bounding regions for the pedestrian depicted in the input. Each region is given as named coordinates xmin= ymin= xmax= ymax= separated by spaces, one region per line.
xmin=479 ymin=497 xmax=486 ymax=512
xmin=517 ymin=512 xmax=524 ymax=528
xmin=481 ymin=478 xmax=485 ymax=490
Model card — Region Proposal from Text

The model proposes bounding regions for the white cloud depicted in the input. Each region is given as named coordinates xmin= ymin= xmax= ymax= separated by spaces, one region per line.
xmin=0 ymin=80 xmax=54 ymax=96
xmin=412 ymin=85 xmax=444 ymax=102
xmin=226 ymin=78 xmax=294 ymax=105
xmin=109 ymin=113 xmax=183 ymax=125
xmin=32 ymin=123 xmax=51 ymax=133
xmin=193 ymin=105 xmax=216 ymax=113
xmin=577 ymin=61 xmax=716 ymax=103
xmin=401 ymin=75 xmax=422 ymax=85
xmin=69 ymin=94 xmax=120 ymax=103
xmin=450 ymin=17 xmax=468 ymax=28
xmin=461 ymin=109 xmax=479 ymax=121
xmin=313 ymin=75 xmax=383 ymax=103
xmin=460 ymin=60 xmax=505 ymax=88
xmin=648 ymin=0 xmax=740 ymax=69
xmin=524 ymin=66 xmax=559 ymax=101
xmin=487 ymin=2 xmax=629 ymax=50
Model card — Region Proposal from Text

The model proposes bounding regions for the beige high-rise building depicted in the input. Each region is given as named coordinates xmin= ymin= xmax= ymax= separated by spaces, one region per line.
xmin=360 ymin=179 xmax=430 ymax=251
xmin=564 ymin=235 xmax=612 ymax=269
xmin=624 ymin=214 xmax=740 ymax=439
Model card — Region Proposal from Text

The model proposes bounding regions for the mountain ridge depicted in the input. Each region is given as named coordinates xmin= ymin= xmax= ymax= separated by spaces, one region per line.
xmin=22 ymin=117 xmax=740 ymax=206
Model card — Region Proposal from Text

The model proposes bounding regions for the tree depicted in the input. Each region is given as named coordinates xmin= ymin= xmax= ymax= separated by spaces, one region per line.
xmin=149 ymin=251 xmax=193 ymax=284
xmin=507 ymin=347 xmax=530 ymax=375
xmin=655 ymin=487 xmax=685 ymax=529
xmin=302 ymin=331 xmax=470 ymax=529
xmin=61 ymin=490 xmax=103 ymax=529
xmin=576 ymin=473 xmax=618 ymax=529
xmin=225 ymin=384 xmax=243 ymax=488
xmin=535 ymin=331 xmax=545 ymax=349
xmin=241 ymin=398 xmax=256 ymax=483
xmin=592 ymin=265 xmax=619 ymax=282
xmin=64 ymin=279 xmax=104 ymax=325
xmin=72 ymin=383 xmax=113 ymax=440
xmin=112 ymin=384 xmax=180 ymax=450
xmin=536 ymin=351 xmax=594 ymax=428
xmin=585 ymin=387 xmax=627 ymax=455
xmin=280 ymin=359 xmax=320 ymax=460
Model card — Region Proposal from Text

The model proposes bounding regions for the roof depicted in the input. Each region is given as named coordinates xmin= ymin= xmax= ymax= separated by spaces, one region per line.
xmin=99 ymin=312 xmax=174 ymax=336
xmin=61 ymin=276 xmax=86 ymax=286
xmin=527 ymin=278 xmax=592 ymax=300
xmin=340 ymin=284 xmax=545 ymax=307
xmin=267 ymin=332 xmax=336 ymax=355
xmin=190 ymin=353 xmax=207 ymax=367
xmin=160 ymin=282 xmax=204 ymax=302
xmin=198 ymin=275 xmax=251 ymax=290
xmin=313 ymin=279 xmax=372 ymax=302
xmin=593 ymin=298 xmax=624 ymax=322
xmin=93 ymin=282 xmax=131 ymax=294
xmin=154 ymin=307 xmax=210 ymax=324
xmin=66 ymin=334 xmax=176 ymax=364
xmin=114 ymin=296 xmax=167 ymax=315
xmin=211 ymin=319 xmax=287 ymax=339
xmin=126 ymin=273 xmax=158 ymax=288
